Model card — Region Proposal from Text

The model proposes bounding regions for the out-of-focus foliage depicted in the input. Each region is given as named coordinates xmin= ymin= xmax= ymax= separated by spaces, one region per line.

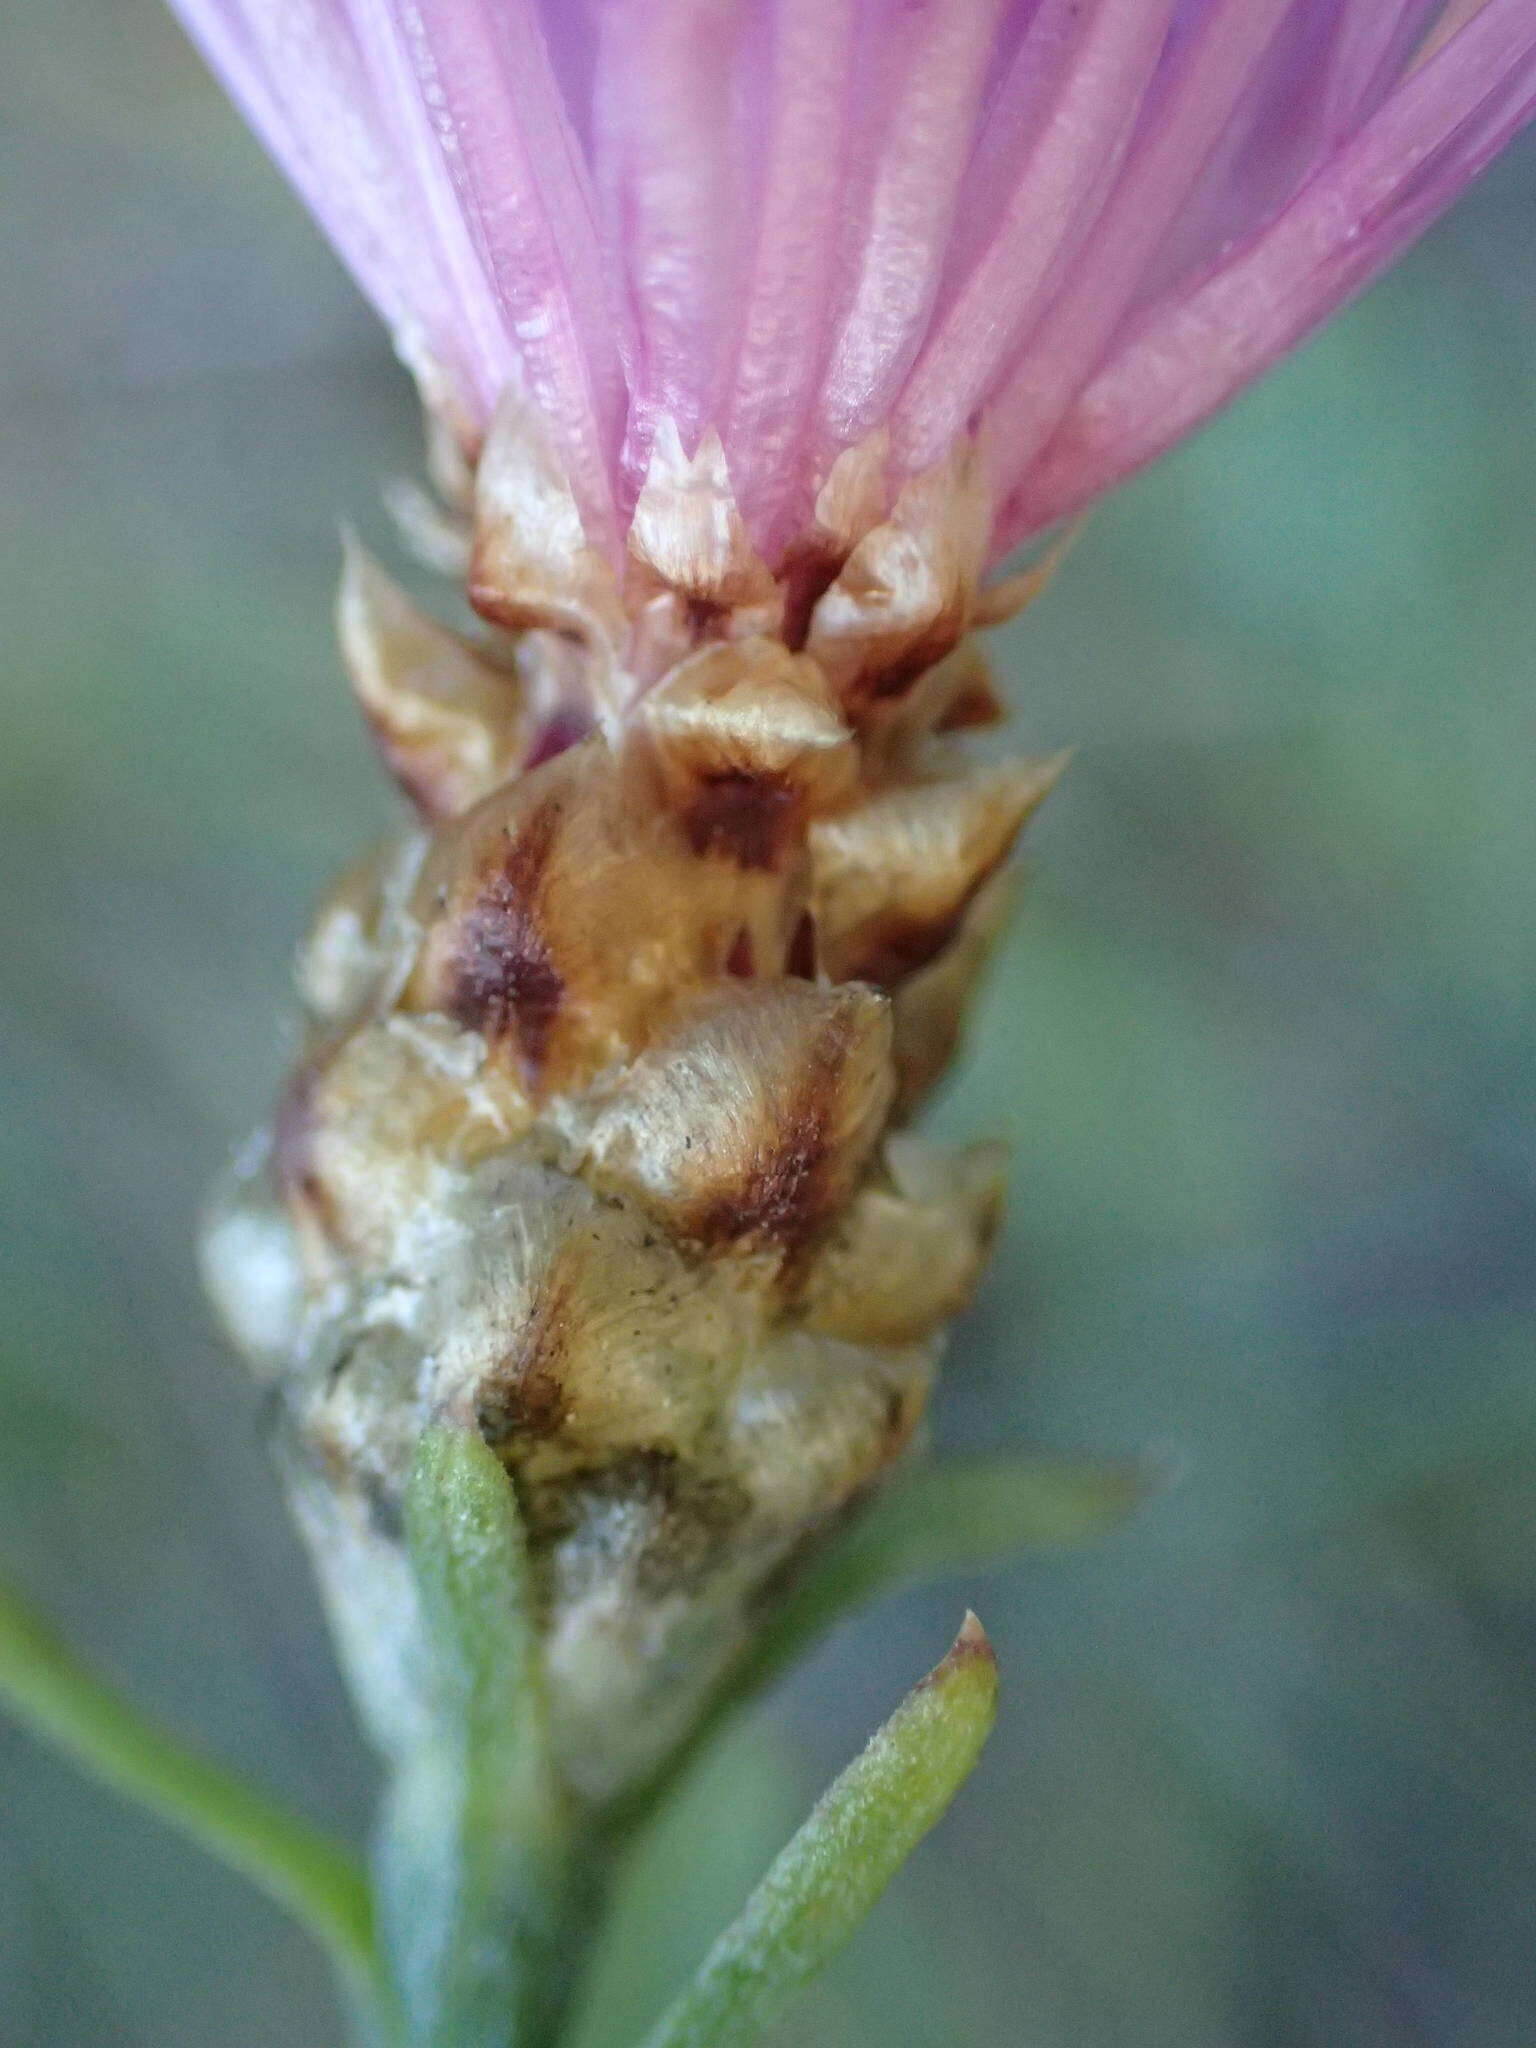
xmin=2 ymin=4 xmax=1535 ymax=2046
xmin=0 ymin=1577 xmax=378 ymax=2002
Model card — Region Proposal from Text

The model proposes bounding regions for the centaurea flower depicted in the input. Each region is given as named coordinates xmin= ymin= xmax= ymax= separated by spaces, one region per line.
xmin=180 ymin=0 xmax=1536 ymax=1793
xmin=140 ymin=0 xmax=1536 ymax=2038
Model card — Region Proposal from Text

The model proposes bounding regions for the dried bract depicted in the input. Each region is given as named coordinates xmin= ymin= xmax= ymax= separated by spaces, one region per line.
xmin=175 ymin=0 xmax=1536 ymax=1807
xmin=207 ymin=415 xmax=1052 ymax=1801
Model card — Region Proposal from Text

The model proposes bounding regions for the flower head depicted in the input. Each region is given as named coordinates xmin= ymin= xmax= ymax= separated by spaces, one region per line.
xmin=175 ymin=0 xmax=1535 ymax=564
xmin=188 ymin=0 xmax=1535 ymax=1809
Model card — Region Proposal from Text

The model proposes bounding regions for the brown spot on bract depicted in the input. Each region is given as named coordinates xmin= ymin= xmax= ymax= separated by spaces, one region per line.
xmin=839 ymin=906 xmax=971 ymax=989
xmin=447 ymin=798 xmax=565 ymax=1084
xmin=880 ymin=1385 xmax=923 ymax=1464
xmin=579 ymin=982 xmax=893 ymax=1265
xmin=775 ymin=536 xmax=845 ymax=651
xmin=476 ymin=1273 xmax=574 ymax=1448
xmin=934 ymin=665 xmax=1004 ymax=733
xmin=693 ymin=1001 xmax=856 ymax=1253
xmin=864 ymin=634 xmax=956 ymax=707
xmin=684 ymin=770 xmax=797 ymax=869
xmin=811 ymin=757 xmax=1064 ymax=990
xmin=725 ymin=927 xmax=756 ymax=978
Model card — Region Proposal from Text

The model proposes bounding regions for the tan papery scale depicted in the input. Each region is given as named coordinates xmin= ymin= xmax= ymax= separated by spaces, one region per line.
xmin=202 ymin=400 xmax=1063 ymax=1802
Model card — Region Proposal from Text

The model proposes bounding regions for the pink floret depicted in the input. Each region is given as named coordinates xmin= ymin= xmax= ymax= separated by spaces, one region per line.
xmin=169 ymin=0 xmax=1536 ymax=562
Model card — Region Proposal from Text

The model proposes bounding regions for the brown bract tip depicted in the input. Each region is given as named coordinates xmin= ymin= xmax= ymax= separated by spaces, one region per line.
xmin=804 ymin=439 xmax=994 ymax=722
xmin=808 ymin=429 xmax=891 ymax=559
xmin=470 ymin=390 xmax=626 ymax=653
xmin=628 ymin=420 xmax=781 ymax=627
xmin=631 ymin=637 xmax=857 ymax=868
xmin=970 ymin=516 xmax=1087 ymax=629
xmin=811 ymin=754 xmax=1065 ymax=987
xmin=581 ymin=981 xmax=895 ymax=1255
xmin=338 ymin=536 xmax=536 ymax=823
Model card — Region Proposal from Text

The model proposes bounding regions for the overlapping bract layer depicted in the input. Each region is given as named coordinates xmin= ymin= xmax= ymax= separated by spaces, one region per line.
xmin=182 ymin=0 xmax=1536 ymax=1810
xmin=205 ymin=421 xmax=1053 ymax=1799
xmin=172 ymin=0 xmax=1536 ymax=560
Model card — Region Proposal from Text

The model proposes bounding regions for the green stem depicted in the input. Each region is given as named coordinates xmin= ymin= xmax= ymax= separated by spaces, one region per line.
xmin=379 ymin=1427 xmax=577 ymax=2048
xmin=0 ymin=1575 xmax=385 ymax=2021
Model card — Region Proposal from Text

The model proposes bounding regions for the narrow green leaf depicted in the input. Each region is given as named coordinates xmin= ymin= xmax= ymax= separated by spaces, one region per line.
xmin=610 ymin=1453 xmax=1142 ymax=1841
xmin=379 ymin=1426 xmax=572 ymax=2048
xmin=639 ymin=1614 xmax=999 ymax=2048
xmin=0 ymin=1576 xmax=381 ymax=2009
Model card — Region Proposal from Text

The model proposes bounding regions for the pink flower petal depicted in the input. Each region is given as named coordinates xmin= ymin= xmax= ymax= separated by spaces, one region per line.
xmin=339 ymin=0 xmax=513 ymax=418
xmin=171 ymin=0 xmax=1536 ymax=569
xmin=718 ymin=0 xmax=861 ymax=555
xmin=980 ymin=0 xmax=1295 ymax=505
xmin=393 ymin=0 xmax=626 ymax=545
xmin=999 ymin=0 xmax=1536 ymax=547
xmin=813 ymin=0 xmax=1006 ymax=456
xmin=591 ymin=0 xmax=749 ymax=486
xmin=168 ymin=0 xmax=461 ymax=385
xmin=893 ymin=0 xmax=1179 ymax=474
xmin=1318 ymin=3 xmax=1446 ymax=136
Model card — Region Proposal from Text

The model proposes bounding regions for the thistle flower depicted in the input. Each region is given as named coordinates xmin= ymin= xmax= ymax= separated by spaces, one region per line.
xmin=176 ymin=0 xmax=1535 ymax=1829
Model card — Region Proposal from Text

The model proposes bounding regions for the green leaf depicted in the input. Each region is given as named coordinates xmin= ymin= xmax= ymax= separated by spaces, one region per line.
xmin=610 ymin=1453 xmax=1143 ymax=1842
xmin=378 ymin=1426 xmax=573 ymax=2048
xmin=0 ymin=1575 xmax=382 ymax=2014
xmin=638 ymin=1614 xmax=999 ymax=2048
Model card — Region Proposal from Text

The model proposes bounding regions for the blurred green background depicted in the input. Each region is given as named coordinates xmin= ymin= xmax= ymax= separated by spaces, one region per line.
xmin=4 ymin=6 xmax=1536 ymax=2044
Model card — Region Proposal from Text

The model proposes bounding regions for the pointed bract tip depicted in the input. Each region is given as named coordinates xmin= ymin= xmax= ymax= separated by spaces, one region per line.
xmin=954 ymin=1610 xmax=994 ymax=1665
xmin=914 ymin=1611 xmax=999 ymax=1720
xmin=974 ymin=514 xmax=1091 ymax=626
xmin=912 ymin=1612 xmax=997 ymax=1698
xmin=1033 ymin=746 xmax=1076 ymax=796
